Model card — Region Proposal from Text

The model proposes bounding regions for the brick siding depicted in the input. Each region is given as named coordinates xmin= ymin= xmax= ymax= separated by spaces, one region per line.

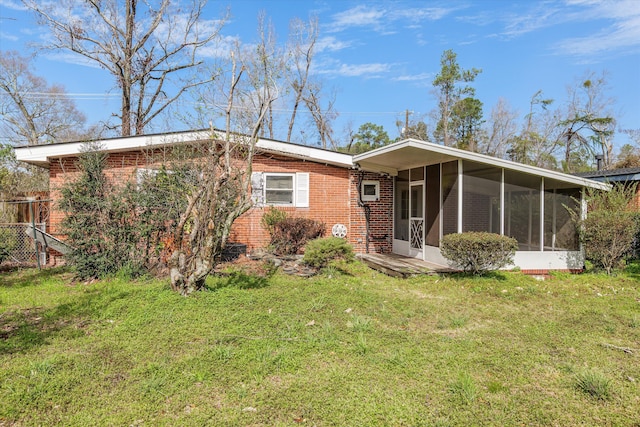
xmin=47 ymin=149 xmax=374 ymax=254
xmin=349 ymin=171 xmax=394 ymax=254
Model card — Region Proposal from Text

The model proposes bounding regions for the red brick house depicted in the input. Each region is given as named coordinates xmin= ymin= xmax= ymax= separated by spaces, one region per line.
xmin=15 ymin=130 xmax=609 ymax=272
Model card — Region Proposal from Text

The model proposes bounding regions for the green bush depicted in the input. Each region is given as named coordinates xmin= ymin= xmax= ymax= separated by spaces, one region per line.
xmin=303 ymin=237 xmax=354 ymax=268
xmin=270 ymin=217 xmax=325 ymax=255
xmin=260 ymin=206 xmax=287 ymax=236
xmin=0 ymin=228 xmax=17 ymax=265
xmin=440 ymin=232 xmax=518 ymax=275
xmin=576 ymin=185 xmax=640 ymax=274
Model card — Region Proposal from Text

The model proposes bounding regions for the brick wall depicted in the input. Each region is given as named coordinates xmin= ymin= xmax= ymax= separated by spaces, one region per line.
xmin=47 ymin=150 xmax=357 ymax=253
xmin=349 ymin=171 xmax=393 ymax=254
xmin=230 ymin=154 xmax=352 ymax=252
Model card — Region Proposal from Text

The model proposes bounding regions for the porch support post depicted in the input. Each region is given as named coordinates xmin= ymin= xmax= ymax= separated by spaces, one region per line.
xmin=500 ymin=168 xmax=505 ymax=236
xmin=439 ymin=164 xmax=443 ymax=241
xmin=580 ymin=187 xmax=587 ymax=255
xmin=540 ymin=177 xmax=545 ymax=251
xmin=457 ymin=159 xmax=463 ymax=233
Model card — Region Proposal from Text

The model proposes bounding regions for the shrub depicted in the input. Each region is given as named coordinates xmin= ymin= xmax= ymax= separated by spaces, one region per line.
xmin=303 ymin=236 xmax=354 ymax=268
xmin=59 ymin=145 xmax=144 ymax=279
xmin=270 ymin=217 xmax=325 ymax=255
xmin=0 ymin=228 xmax=17 ymax=265
xmin=440 ymin=232 xmax=518 ymax=275
xmin=576 ymin=184 xmax=640 ymax=274
xmin=260 ymin=206 xmax=287 ymax=236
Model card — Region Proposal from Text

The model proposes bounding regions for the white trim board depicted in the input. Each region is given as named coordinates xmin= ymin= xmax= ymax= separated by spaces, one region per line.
xmin=14 ymin=129 xmax=353 ymax=169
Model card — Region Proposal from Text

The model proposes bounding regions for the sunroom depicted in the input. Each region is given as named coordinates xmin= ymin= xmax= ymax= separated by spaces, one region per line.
xmin=354 ymin=139 xmax=610 ymax=271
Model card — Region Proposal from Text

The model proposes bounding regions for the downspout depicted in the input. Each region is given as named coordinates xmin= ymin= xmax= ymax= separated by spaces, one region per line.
xmin=356 ymin=168 xmax=371 ymax=253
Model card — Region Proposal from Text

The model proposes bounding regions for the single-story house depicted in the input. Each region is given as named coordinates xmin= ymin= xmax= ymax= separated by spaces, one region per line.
xmin=575 ymin=167 xmax=640 ymax=210
xmin=14 ymin=129 xmax=609 ymax=273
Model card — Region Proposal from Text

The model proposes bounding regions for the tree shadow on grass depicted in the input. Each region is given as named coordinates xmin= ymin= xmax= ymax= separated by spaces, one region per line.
xmin=0 ymin=267 xmax=71 ymax=289
xmin=445 ymin=270 xmax=509 ymax=281
xmin=0 ymin=287 xmax=134 ymax=355
xmin=206 ymin=270 xmax=272 ymax=291
xmin=623 ymin=260 xmax=640 ymax=281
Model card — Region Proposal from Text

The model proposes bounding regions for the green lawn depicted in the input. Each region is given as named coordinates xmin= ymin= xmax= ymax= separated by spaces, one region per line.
xmin=1 ymin=261 xmax=639 ymax=426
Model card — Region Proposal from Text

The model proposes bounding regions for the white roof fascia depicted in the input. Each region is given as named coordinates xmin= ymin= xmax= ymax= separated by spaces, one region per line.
xmin=255 ymin=138 xmax=352 ymax=168
xmin=354 ymin=138 xmax=611 ymax=191
xmin=14 ymin=130 xmax=353 ymax=169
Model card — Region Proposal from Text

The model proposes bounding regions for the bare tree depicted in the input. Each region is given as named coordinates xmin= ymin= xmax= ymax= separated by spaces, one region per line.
xmin=558 ymin=72 xmax=616 ymax=172
xmin=0 ymin=51 xmax=93 ymax=197
xmin=0 ymin=51 xmax=88 ymax=145
xmin=168 ymin=49 xmax=277 ymax=296
xmin=25 ymin=0 xmax=225 ymax=137
xmin=303 ymin=82 xmax=338 ymax=149
xmin=506 ymin=90 xmax=560 ymax=169
xmin=246 ymin=12 xmax=285 ymax=140
xmin=286 ymin=16 xmax=318 ymax=142
xmin=480 ymin=97 xmax=518 ymax=157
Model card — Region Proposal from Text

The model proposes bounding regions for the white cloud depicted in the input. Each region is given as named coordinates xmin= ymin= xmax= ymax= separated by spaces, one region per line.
xmin=315 ymin=36 xmax=352 ymax=53
xmin=0 ymin=0 xmax=27 ymax=11
xmin=42 ymin=51 xmax=102 ymax=69
xmin=554 ymin=14 xmax=640 ymax=57
xmin=318 ymin=59 xmax=392 ymax=78
xmin=337 ymin=63 xmax=391 ymax=77
xmin=392 ymin=6 xmax=462 ymax=23
xmin=328 ymin=5 xmax=386 ymax=32
xmin=501 ymin=6 xmax=563 ymax=38
xmin=0 ymin=31 xmax=18 ymax=41
xmin=552 ymin=0 xmax=640 ymax=58
xmin=198 ymin=34 xmax=240 ymax=59
xmin=327 ymin=4 xmax=458 ymax=34
xmin=459 ymin=0 xmax=640 ymax=60
xmin=393 ymin=72 xmax=432 ymax=82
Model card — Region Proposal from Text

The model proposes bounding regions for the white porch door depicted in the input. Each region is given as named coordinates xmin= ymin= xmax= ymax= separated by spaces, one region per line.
xmin=409 ymin=182 xmax=424 ymax=258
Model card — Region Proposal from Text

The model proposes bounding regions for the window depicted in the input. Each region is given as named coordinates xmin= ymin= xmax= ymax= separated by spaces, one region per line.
xmin=266 ymin=174 xmax=294 ymax=204
xmin=361 ymin=180 xmax=380 ymax=202
xmin=136 ymin=168 xmax=160 ymax=188
xmin=251 ymin=172 xmax=309 ymax=207
xmin=462 ymin=161 xmax=501 ymax=234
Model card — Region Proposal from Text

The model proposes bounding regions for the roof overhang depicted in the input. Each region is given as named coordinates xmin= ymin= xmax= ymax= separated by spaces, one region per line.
xmin=354 ymin=138 xmax=611 ymax=190
xmin=14 ymin=129 xmax=354 ymax=169
xmin=584 ymin=173 xmax=640 ymax=183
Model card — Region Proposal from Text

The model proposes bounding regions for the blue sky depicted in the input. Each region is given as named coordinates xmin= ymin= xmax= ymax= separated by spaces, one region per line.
xmin=1 ymin=0 xmax=639 ymax=149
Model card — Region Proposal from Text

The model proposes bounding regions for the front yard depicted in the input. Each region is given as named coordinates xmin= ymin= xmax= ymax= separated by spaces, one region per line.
xmin=1 ymin=261 xmax=639 ymax=426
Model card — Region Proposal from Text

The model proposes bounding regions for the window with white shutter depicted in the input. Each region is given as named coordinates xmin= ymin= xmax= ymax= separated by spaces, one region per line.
xmin=251 ymin=172 xmax=265 ymax=205
xmin=258 ymin=172 xmax=310 ymax=207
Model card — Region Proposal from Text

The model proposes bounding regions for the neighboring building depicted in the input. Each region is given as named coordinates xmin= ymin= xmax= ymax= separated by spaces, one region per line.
xmin=14 ymin=130 xmax=609 ymax=273
xmin=574 ymin=167 xmax=640 ymax=210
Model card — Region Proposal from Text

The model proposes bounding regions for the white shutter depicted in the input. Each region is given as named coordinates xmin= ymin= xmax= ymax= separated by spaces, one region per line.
xmin=295 ymin=172 xmax=309 ymax=207
xmin=251 ymin=172 xmax=264 ymax=205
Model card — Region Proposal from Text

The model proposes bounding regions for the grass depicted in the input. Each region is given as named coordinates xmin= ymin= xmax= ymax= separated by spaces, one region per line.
xmin=1 ymin=261 xmax=639 ymax=426
xmin=574 ymin=368 xmax=613 ymax=400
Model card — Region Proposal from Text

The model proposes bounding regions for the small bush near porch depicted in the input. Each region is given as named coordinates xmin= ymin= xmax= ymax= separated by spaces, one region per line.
xmin=1 ymin=263 xmax=638 ymax=426
xmin=441 ymin=232 xmax=518 ymax=274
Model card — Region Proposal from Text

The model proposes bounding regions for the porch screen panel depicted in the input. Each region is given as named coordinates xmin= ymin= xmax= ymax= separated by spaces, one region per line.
xmin=544 ymin=181 xmax=580 ymax=251
xmin=425 ymin=164 xmax=440 ymax=247
xmin=504 ymin=170 xmax=541 ymax=251
xmin=442 ymin=161 xmax=458 ymax=236
xmin=394 ymin=170 xmax=410 ymax=241
xmin=462 ymin=161 xmax=501 ymax=233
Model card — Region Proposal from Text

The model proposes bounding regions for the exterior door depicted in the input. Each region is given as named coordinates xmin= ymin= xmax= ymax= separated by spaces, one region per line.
xmin=409 ymin=182 xmax=424 ymax=258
